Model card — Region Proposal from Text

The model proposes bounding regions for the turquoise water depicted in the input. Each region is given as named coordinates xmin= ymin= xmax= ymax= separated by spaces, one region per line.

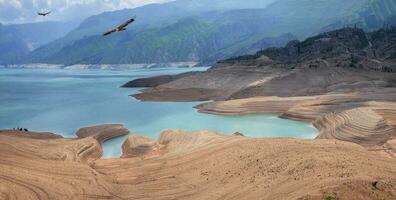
xmin=0 ymin=67 xmax=317 ymax=158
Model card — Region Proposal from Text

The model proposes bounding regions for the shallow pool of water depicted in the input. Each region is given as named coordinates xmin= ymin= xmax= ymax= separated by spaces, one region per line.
xmin=0 ymin=67 xmax=317 ymax=158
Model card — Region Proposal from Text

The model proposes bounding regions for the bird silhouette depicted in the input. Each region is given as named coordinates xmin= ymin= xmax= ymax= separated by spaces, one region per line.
xmin=103 ymin=17 xmax=136 ymax=36
xmin=38 ymin=11 xmax=51 ymax=16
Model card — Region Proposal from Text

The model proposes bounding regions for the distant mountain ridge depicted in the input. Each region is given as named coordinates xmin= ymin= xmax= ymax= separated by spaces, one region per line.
xmin=0 ymin=24 xmax=30 ymax=64
xmin=6 ymin=21 xmax=79 ymax=50
xmin=4 ymin=0 xmax=395 ymax=65
xmin=0 ymin=21 xmax=79 ymax=64
xmin=20 ymin=0 xmax=377 ymax=65
xmin=34 ymin=11 xmax=298 ymax=65
xmin=322 ymin=0 xmax=396 ymax=31
xmin=23 ymin=0 xmax=277 ymax=65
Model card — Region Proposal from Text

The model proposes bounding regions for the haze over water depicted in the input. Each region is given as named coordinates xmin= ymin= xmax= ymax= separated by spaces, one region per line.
xmin=0 ymin=67 xmax=317 ymax=158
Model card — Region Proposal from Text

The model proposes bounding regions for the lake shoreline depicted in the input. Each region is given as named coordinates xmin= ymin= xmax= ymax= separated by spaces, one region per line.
xmin=1 ymin=125 xmax=396 ymax=199
xmin=0 ymin=67 xmax=317 ymax=159
xmin=0 ymin=61 xmax=199 ymax=70
xmin=125 ymin=63 xmax=396 ymax=158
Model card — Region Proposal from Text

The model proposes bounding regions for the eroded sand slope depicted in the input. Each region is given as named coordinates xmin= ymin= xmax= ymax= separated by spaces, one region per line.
xmin=1 ymin=126 xmax=396 ymax=200
xmin=197 ymin=94 xmax=396 ymax=158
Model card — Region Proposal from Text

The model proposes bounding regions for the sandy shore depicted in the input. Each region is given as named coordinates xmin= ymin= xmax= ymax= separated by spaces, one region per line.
xmin=1 ymin=127 xmax=396 ymax=199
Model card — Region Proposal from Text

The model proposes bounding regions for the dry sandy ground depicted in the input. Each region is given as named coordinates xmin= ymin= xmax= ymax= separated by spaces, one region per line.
xmin=132 ymin=65 xmax=396 ymax=102
xmin=1 ymin=125 xmax=396 ymax=200
xmin=197 ymin=91 xmax=396 ymax=158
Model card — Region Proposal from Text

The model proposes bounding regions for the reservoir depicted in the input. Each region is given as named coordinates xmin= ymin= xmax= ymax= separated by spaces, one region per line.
xmin=0 ymin=67 xmax=317 ymax=158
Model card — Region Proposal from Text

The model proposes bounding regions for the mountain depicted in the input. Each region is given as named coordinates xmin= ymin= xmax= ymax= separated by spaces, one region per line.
xmin=322 ymin=0 xmax=396 ymax=31
xmin=63 ymin=0 xmax=277 ymax=39
xmin=0 ymin=24 xmax=30 ymax=64
xmin=202 ymin=33 xmax=297 ymax=63
xmin=24 ymin=0 xmax=375 ymax=65
xmin=24 ymin=0 xmax=276 ymax=64
xmin=5 ymin=21 xmax=79 ymax=50
xmin=0 ymin=20 xmax=79 ymax=64
xmin=222 ymin=27 xmax=396 ymax=72
xmin=35 ymin=10 xmax=281 ymax=64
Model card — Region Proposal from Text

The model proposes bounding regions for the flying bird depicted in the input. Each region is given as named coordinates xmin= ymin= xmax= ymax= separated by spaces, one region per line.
xmin=103 ymin=18 xmax=135 ymax=36
xmin=38 ymin=11 xmax=51 ymax=16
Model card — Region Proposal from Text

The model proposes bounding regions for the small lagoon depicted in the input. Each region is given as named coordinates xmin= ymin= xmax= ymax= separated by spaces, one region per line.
xmin=0 ymin=67 xmax=317 ymax=158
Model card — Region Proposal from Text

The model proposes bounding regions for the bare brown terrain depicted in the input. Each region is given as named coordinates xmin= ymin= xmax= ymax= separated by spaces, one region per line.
xmin=129 ymin=59 xmax=396 ymax=159
xmin=1 ymin=127 xmax=396 ymax=200
xmin=197 ymin=94 xmax=396 ymax=158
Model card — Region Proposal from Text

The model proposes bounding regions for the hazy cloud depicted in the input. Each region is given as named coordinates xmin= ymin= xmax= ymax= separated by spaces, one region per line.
xmin=0 ymin=0 xmax=171 ymax=24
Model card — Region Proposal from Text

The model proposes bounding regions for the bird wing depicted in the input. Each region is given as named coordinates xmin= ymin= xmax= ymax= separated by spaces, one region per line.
xmin=38 ymin=12 xmax=51 ymax=16
xmin=117 ymin=18 xmax=135 ymax=29
xmin=103 ymin=29 xmax=117 ymax=36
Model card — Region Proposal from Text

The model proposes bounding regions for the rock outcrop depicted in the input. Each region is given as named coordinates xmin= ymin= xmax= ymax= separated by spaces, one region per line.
xmin=76 ymin=124 xmax=129 ymax=144
xmin=122 ymin=72 xmax=200 ymax=88
xmin=122 ymin=135 xmax=162 ymax=158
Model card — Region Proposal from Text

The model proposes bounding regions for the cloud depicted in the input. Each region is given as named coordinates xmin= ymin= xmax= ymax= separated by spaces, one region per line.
xmin=0 ymin=0 xmax=171 ymax=24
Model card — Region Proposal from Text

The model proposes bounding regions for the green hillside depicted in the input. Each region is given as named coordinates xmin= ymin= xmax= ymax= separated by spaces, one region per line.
xmin=24 ymin=0 xmax=276 ymax=63
xmin=24 ymin=0 xmax=372 ymax=65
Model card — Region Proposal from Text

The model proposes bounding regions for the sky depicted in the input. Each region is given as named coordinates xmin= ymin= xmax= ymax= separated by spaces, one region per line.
xmin=0 ymin=0 xmax=171 ymax=24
